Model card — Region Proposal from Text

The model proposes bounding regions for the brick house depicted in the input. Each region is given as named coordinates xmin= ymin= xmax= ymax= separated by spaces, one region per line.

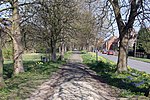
xmin=103 ymin=36 xmax=119 ymax=51
xmin=103 ymin=29 xmax=137 ymax=51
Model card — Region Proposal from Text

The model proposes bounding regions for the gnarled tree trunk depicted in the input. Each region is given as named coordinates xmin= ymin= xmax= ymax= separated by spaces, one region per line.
xmin=12 ymin=0 xmax=24 ymax=75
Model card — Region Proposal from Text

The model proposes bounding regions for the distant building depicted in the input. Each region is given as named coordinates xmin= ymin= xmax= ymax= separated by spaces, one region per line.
xmin=103 ymin=36 xmax=119 ymax=51
xmin=103 ymin=29 xmax=138 ymax=51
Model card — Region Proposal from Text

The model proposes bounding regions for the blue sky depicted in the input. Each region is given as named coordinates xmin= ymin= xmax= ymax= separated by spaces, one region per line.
xmin=0 ymin=0 xmax=149 ymax=36
xmin=105 ymin=0 xmax=150 ymax=37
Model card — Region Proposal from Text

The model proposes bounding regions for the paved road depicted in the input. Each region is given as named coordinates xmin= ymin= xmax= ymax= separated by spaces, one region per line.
xmin=98 ymin=53 xmax=150 ymax=74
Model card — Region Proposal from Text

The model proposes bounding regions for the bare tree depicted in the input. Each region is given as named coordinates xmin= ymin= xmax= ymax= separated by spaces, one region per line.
xmin=0 ymin=23 xmax=5 ymax=88
xmin=0 ymin=0 xmax=40 ymax=74
xmin=22 ymin=0 xmax=78 ymax=62
xmin=0 ymin=0 xmax=25 ymax=74
xmin=104 ymin=0 xmax=150 ymax=73
xmin=84 ymin=0 xmax=150 ymax=72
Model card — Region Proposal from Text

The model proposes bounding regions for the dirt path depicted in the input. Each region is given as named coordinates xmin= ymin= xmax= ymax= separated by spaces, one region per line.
xmin=27 ymin=53 xmax=124 ymax=100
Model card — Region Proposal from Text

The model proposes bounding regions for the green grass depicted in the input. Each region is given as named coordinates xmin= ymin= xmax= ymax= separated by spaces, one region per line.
xmin=82 ymin=52 xmax=150 ymax=98
xmin=4 ymin=53 xmax=45 ymax=64
xmin=1 ymin=61 xmax=64 ymax=100
xmin=64 ymin=51 xmax=72 ymax=60
xmin=81 ymin=50 xmax=87 ymax=54
xmin=129 ymin=57 xmax=150 ymax=63
xmin=22 ymin=53 xmax=46 ymax=61
xmin=0 ymin=52 xmax=71 ymax=100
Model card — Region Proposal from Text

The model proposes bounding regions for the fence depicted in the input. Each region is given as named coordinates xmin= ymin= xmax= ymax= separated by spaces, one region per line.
xmin=135 ymin=52 xmax=145 ymax=58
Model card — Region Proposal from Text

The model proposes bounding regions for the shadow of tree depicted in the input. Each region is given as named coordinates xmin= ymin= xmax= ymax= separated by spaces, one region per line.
xmin=85 ymin=60 xmax=148 ymax=96
xmin=3 ymin=60 xmax=63 ymax=79
xmin=3 ymin=61 xmax=36 ymax=79
xmin=2 ymin=60 xmax=62 ymax=99
xmin=28 ymin=62 xmax=118 ymax=100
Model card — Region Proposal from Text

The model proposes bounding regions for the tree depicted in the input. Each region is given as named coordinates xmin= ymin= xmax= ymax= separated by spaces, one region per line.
xmin=106 ymin=0 xmax=150 ymax=73
xmin=11 ymin=0 xmax=24 ymax=74
xmin=0 ymin=0 xmax=26 ymax=74
xmin=22 ymin=0 xmax=78 ymax=62
xmin=138 ymin=28 xmax=150 ymax=54
xmin=0 ymin=0 xmax=40 ymax=74
xmin=72 ymin=10 xmax=97 ymax=51
xmin=0 ymin=24 xmax=5 ymax=88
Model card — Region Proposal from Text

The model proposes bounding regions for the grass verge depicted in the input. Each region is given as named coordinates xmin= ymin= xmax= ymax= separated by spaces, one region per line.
xmin=129 ymin=57 xmax=150 ymax=63
xmin=0 ymin=52 xmax=72 ymax=100
xmin=82 ymin=52 xmax=150 ymax=98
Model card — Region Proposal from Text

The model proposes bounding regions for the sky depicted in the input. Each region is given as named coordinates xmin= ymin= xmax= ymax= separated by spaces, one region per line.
xmin=104 ymin=0 xmax=150 ymax=38
xmin=0 ymin=0 xmax=149 ymax=37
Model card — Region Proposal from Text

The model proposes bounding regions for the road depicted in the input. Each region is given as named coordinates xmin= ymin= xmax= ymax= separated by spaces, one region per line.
xmin=98 ymin=53 xmax=150 ymax=74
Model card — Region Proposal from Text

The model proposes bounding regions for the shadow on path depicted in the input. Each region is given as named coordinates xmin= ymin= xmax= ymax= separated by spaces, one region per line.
xmin=27 ymin=53 xmax=122 ymax=100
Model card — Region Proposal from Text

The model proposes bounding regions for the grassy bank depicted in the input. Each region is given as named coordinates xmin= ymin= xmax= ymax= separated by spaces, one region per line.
xmin=82 ymin=52 xmax=150 ymax=98
xmin=0 ymin=52 xmax=72 ymax=100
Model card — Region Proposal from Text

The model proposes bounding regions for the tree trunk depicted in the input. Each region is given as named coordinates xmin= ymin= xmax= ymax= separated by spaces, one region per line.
xmin=117 ymin=34 xmax=129 ymax=73
xmin=51 ymin=40 xmax=57 ymax=62
xmin=69 ymin=45 xmax=72 ymax=51
xmin=59 ymin=46 xmax=61 ymax=53
xmin=64 ymin=45 xmax=67 ymax=52
xmin=60 ymin=42 xmax=65 ymax=61
xmin=0 ymin=31 xmax=5 ymax=88
xmin=51 ymin=47 xmax=57 ymax=62
xmin=0 ymin=49 xmax=5 ymax=88
xmin=12 ymin=0 xmax=24 ymax=75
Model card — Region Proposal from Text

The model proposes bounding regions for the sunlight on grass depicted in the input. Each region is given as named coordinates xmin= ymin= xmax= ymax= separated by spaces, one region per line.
xmin=4 ymin=53 xmax=45 ymax=64
xmin=82 ymin=52 xmax=150 ymax=98
xmin=0 ymin=52 xmax=71 ymax=100
xmin=129 ymin=57 xmax=150 ymax=63
xmin=1 ymin=61 xmax=62 ymax=99
xmin=23 ymin=53 xmax=45 ymax=61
